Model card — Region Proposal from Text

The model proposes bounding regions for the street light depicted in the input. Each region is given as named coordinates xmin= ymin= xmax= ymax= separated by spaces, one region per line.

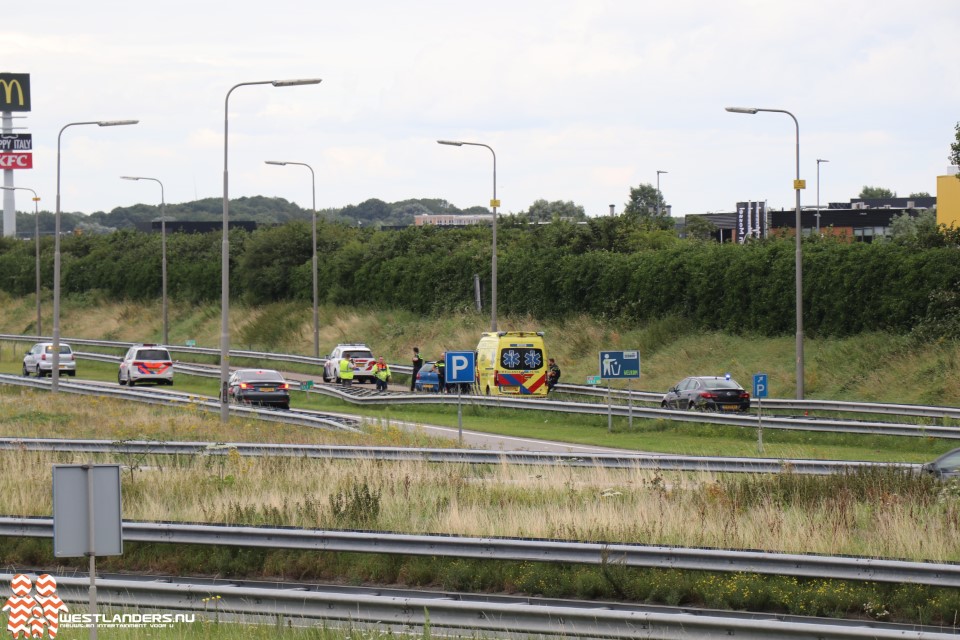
xmin=0 ymin=185 xmax=41 ymax=335
xmin=121 ymin=176 xmax=169 ymax=345
xmin=221 ymin=78 xmax=322 ymax=422
xmin=265 ymin=160 xmax=319 ymax=358
xmin=52 ymin=120 xmax=139 ymax=393
xmin=725 ymin=106 xmax=805 ymax=399
xmin=656 ymin=170 xmax=668 ymax=218
xmin=816 ymin=159 xmax=829 ymax=234
xmin=437 ymin=139 xmax=499 ymax=331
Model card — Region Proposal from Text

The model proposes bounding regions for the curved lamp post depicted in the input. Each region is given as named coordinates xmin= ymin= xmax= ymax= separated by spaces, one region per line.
xmin=437 ymin=139 xmax=498 ymax=331
xmin=220 ymin=79 xmax=322 ymax=422
xmin=265 ymin=160 xmax=318 ymax=358
xmin=53 ymin=120 xmax=139 ymax=393
xmin=0 ymin=185 xmax=41 ymax=335
xmin=121 ymin=176 xmax=169 ymax=345
xmin=725 ymin=106 xmax=804 ymax=399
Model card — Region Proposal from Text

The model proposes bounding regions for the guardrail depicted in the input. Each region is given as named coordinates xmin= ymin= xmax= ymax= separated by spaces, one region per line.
xmin=8 ymin=332 xmax=960 ymax=421
xmin=4 ymin=368 xmax=959 ymax=441
xmin=1 ymin=517 xmax=956 ymax=587
xmin=4 ymin=571 xmax=950 ymax=640
xmin=0 ymin=375 xmax=360 ymax=433
xmin=0 ymin=437 xmax=916 ymax=475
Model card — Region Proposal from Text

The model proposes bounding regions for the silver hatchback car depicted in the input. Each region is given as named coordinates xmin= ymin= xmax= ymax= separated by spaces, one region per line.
xmin=23 ymin=342 xmax=77 ymax=377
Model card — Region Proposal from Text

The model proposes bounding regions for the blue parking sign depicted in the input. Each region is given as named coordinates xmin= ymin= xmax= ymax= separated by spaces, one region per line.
xmin=753 ymin=373 xmax=768 ymax=399
xmin=445 ymin=351 xmax=476 ymax=384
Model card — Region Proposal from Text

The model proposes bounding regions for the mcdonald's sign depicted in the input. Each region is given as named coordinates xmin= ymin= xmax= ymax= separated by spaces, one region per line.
xmin=0 ymin=73 xmax=31 ymax=112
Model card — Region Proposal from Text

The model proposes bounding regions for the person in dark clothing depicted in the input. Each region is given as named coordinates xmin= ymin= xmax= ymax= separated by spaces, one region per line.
xmin=546 ymin=358 xmax=561 ymax=392
xmin=411 ymin=347 xmax=423 ymax=392
xmin=435 ymin=355 xmax=446 ymax=393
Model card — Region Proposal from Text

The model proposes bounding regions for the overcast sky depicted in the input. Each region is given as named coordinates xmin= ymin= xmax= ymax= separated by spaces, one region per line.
xmin=2 ymin=0 xmax=958 ymax=221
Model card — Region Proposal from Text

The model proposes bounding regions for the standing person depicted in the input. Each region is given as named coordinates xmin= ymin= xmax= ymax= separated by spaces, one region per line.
xmin=374 ymin=356 xmax=391 ymax=392
xmin=410 ymin=347 xmax=423 ymax=392
xmin=546 ymin=357 xmax=561 ymax=392
xmin=339 ymin=356 xmax=354 ymax=387
xmin=435 ymin=354 xmax=446 ymax=394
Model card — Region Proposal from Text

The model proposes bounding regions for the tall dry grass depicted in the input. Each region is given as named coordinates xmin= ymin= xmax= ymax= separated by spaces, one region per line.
xmin=2 ymin=445 xmax=957 ymax=563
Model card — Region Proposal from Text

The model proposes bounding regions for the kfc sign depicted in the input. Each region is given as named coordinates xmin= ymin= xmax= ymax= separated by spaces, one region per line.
xmin=0 ymin=153 xmax=32 ymax=169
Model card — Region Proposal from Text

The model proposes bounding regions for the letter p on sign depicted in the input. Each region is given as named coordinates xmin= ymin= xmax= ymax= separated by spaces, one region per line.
xmin=445 ymin=351 xmax=476 ymax=384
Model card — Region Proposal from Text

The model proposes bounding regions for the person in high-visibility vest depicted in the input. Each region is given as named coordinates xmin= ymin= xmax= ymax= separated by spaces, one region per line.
xmin=339 ymin=356 xmax=354 ymax=387
xmin=373 ymin=356 xmax=391 ymax=392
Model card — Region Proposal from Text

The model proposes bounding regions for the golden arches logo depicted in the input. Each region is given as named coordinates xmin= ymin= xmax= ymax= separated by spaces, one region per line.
xmin=0 ymin=80 xmax=24 ymax=107
xmin=0 ymin=74 xmax=30 ymax=111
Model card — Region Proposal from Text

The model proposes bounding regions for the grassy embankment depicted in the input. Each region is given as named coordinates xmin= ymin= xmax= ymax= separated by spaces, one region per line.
xmin=3 ymin=293 xmax=960 ymax=626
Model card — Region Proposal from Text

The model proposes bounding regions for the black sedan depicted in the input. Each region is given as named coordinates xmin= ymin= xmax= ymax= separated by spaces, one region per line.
xmin=661 ymin=376 xmax=750 ymax=412
xmin=228 ymin=369 xmax=291 ymax=410
xmin=922 ymin=448 xmax=960 ymax=480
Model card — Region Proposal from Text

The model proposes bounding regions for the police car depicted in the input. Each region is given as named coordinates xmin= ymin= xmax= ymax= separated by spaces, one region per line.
xmin=118 ymin=344 xmax=174 ymax=386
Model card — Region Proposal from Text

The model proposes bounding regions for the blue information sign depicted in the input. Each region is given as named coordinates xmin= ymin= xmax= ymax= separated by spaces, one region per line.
xmin=445 ymin=351 xmax=476 ymax=385
xmin=753 ymin=373 xmax=768 ymax=399
xmin=598 ymin=350 xmax=641 ymax=380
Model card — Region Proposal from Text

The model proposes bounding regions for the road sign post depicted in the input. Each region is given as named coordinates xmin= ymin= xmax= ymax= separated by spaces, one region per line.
xmin=753 ymin=373 xmax=769 ymax=453
xmin=445 ymin=351 xmax=476 ymax=445
xmin=598 ymin=351 xmax=641 ymax=432
xmin=53 ymin=464 xmax=122 ymax=640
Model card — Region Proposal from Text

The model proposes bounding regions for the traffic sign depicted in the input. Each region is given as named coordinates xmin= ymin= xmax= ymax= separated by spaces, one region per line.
xmin=299 ymin=380 xmax=314 ymax=391
xmin=753 ymin=373 xmax=768 ymax=399
xmin=598 ymin=350 xmax=640 ymax=380
xmin=586 ymin=375 xmax=601 ymax=385
xmin=445 ymin=351 xmax=476 ymax=385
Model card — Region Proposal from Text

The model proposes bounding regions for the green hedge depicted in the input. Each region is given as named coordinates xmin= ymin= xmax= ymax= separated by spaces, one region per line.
xmin=1 ymin=218 xmax=958 ymax=337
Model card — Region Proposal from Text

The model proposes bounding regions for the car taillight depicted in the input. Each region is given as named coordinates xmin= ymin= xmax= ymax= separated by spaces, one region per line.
xmin=41 ymin=353 xmax=47 ymax=361
xmin=133 ymin=361 xmax=143 ymax=366
xmin=279 ymin=383 xmax=289 ymax=390
xmin=741 ymin=392 xmax=750 ymax=399
xmin=700 ymin=391 xmax=716 ymax=399
xmin=163 ymin=361 xmax=172 ymax=366
xmin=239 ymin=382 xmax=251 ymax=389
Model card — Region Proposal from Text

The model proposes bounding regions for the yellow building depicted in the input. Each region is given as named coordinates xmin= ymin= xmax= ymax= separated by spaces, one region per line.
xmin=937 ymin=172 xmax=960 ymax=228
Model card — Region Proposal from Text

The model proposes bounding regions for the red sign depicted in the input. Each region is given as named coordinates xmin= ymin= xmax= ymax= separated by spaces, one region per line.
xmin=0 ymin=153 xmax=32 ymax=169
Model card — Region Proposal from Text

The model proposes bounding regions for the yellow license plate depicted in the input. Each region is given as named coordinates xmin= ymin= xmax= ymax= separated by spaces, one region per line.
xmin=722 ymin=404 xmax=739 ymax=410
xmin=260 ymin=387 xmax=275 ymax=392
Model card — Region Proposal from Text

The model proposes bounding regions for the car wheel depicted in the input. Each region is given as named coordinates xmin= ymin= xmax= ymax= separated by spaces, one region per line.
xmin=687 ymin=401 xmax=697 ymax=411
xmin=128 ymin=377 xmax=136 ymax=387
xmin=322 ymin=371 xmax=331 ymax=383
xmin=67 ymin=371 xmax=76 ymax=377
xmin=36 ymin=366 xmax=45 ymax=378
xmin=22 ymin=364 xmax=29 ymax=377
xmin=280 ymin=403 xmax=290 ymax=411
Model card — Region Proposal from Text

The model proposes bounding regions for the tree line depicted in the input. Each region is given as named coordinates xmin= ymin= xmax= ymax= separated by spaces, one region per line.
xmin=1 ymin=215 xmax=959 ymax=339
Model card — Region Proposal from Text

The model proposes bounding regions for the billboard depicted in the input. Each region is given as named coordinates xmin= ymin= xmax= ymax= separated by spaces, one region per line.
xmin=0 ymin=133 xmax=32 ymax=151
xmin=0 ymin=73 xmax=30 ymax=112
xmin=0 ymin=153 xmax=32 ymax=169
xmin=736 ymin=201 xmax=766 ymax=243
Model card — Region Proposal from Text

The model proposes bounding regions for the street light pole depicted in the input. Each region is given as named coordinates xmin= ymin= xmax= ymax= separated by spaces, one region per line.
xmin=437 ymin=140 xmax=498 ymax=332
xmin=816 ymin=159 xmax=829 ymax=234
xmin=265 ymin=160 xmax=319 ymax=358
xmin=0 ymin=185 xmax=42 ymax=335
xmin=221 ymin=78 xmax=322 ymax=423
xmin=121 ymin=176 xmax=168 ymax=345
xmin=725 ymin=106 xmax=805 ymax=399
xmin=53 ymin=120 xmax=138 ymax=393
xmin=656 ymin=170 xmax=668 ymax=218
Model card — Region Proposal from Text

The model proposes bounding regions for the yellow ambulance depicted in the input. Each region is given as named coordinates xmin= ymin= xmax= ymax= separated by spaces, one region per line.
xmin=475 ymin=331 xmax=548 ymax=396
